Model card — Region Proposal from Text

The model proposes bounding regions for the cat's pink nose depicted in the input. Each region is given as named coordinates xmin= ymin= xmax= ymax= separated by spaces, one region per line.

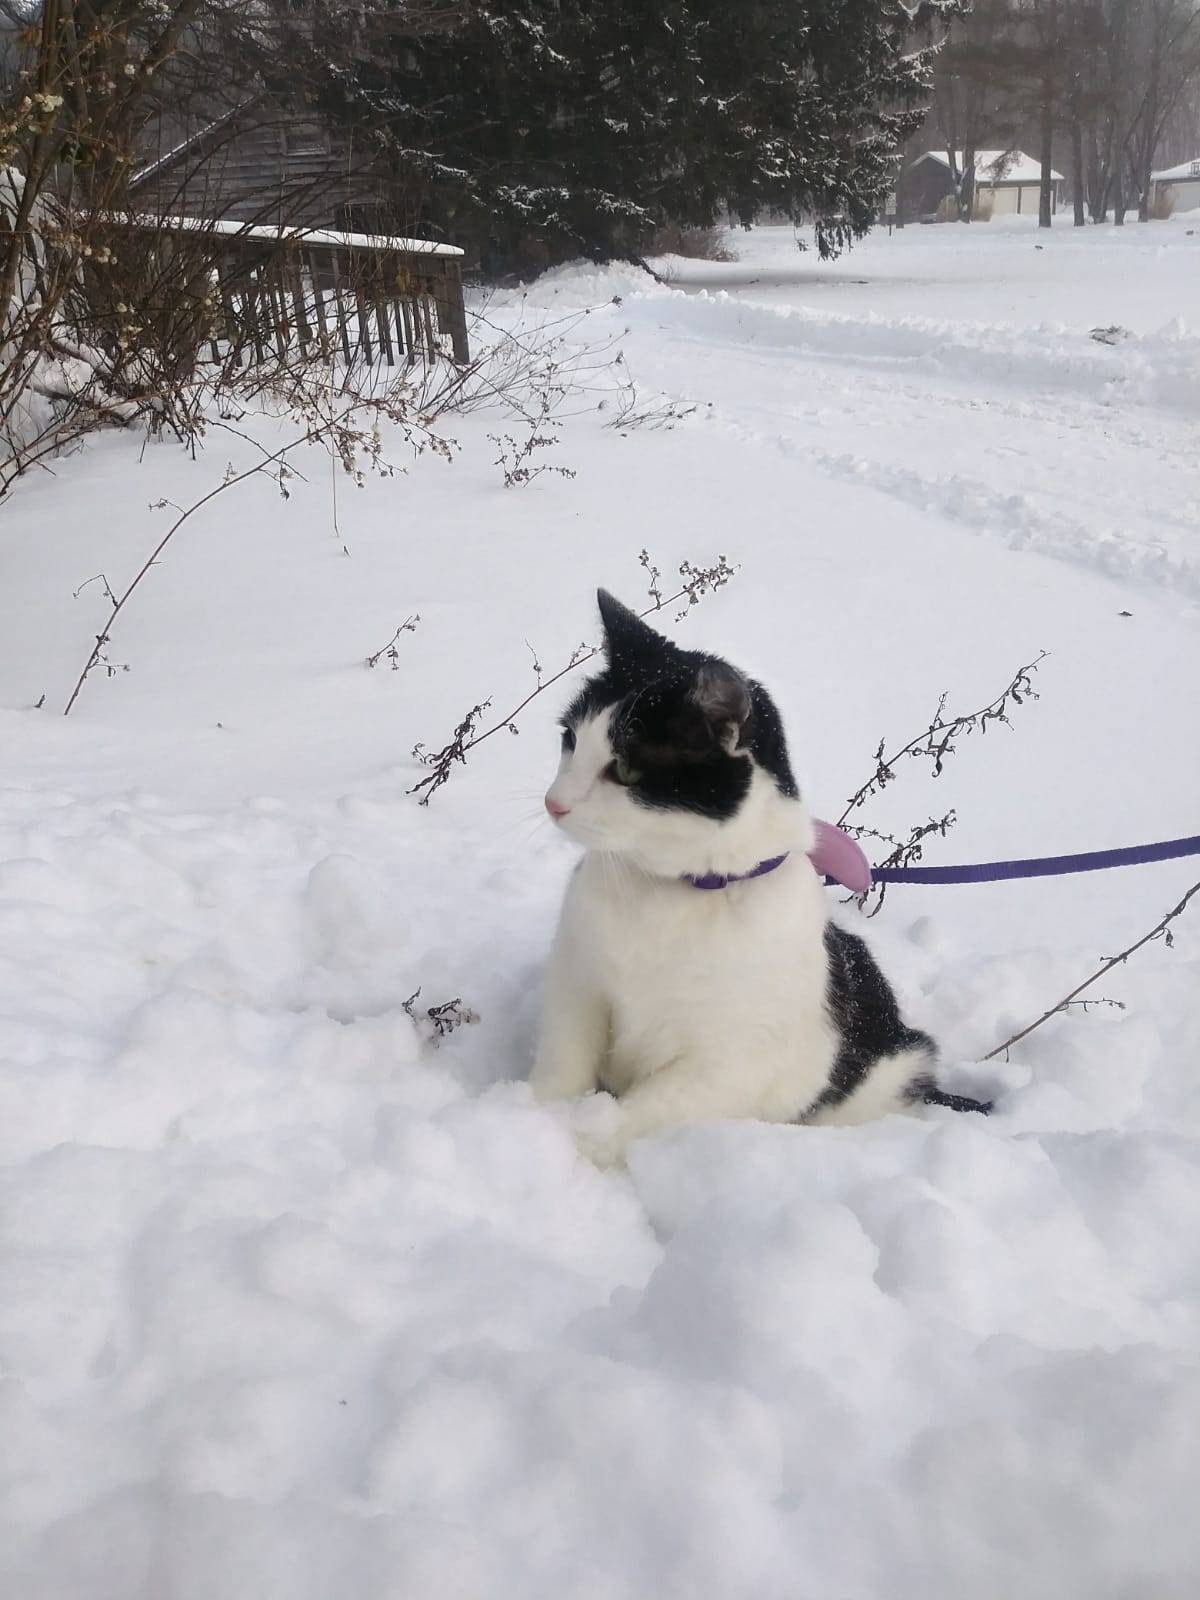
xmin=545 ymin=795 xmax=569 ymax=819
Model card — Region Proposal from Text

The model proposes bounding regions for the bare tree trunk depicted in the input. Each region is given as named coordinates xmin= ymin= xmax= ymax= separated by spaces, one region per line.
xmin=1038 ymin=89 xmax=1054 ymax=227
xmin=1135 ymin=61 xmax=1162 ymax=222
xmin=1071 ymin=118 xmax=1086 ymax=225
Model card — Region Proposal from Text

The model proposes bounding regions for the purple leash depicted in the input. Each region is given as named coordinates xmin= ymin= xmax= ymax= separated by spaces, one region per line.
xmin=869 ymin=833 xmax=1200 ymax=886
xmin=683 ymin=825 xmax=1200 ymax=894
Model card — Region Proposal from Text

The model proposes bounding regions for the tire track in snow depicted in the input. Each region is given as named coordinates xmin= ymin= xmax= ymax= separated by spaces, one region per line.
xmin=806 ymin=449 xmax=1200 ymax=601
xmin=619 ymin=287 xmax=1200 ymax=417
xmin=602 ymin=290 xmax=1200 ymax=601
xmin=696 ymin=407 xmax=1200 ymax=602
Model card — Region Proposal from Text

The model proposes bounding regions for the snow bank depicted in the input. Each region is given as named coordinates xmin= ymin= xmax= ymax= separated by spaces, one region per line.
xmin=1 ymin=782 xmax=1197 ymax=1600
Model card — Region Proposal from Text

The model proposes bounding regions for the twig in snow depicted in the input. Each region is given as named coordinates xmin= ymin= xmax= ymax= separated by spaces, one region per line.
xmin=838 ymin=651 xmax=1047 ymax=827
xmin=849 ymin=811 xmax=958 ymax=918
xmin=984 ymin=878 xmax=1200 ymax=1061
xmin=836 ymin=652 xmax=1047 ymax=913
xmin=72 ymin=573 xmax=117 ymax=604
xmin=366 ymin=615 xmax=421 ymax=670
xmin=62 ymin=439 xmax=302 ymax=715
xmin=408 ymin=551 xmax=737 ymax=804
xmin=63 ymin=388 xmax=442 ymax=716
xmin=402 ymin=987 xmax=479 ymax=1043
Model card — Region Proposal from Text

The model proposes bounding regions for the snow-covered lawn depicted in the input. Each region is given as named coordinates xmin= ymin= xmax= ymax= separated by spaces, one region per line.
xmin=2 ymin=217 xmax=1198 ymax=1599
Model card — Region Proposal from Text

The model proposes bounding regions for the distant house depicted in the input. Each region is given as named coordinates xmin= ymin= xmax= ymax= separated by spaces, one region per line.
xmin=900 ymin=150 xmax=1065 ymax=222
xmin=1149 ymin=158 xmax=1200 ymax=214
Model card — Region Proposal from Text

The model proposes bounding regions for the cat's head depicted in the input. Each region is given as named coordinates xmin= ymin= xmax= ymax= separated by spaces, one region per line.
xmin=544 ymin=591 xmax=808 ymax=876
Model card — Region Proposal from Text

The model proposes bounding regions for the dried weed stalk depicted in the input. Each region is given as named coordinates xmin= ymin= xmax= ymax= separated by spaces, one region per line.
xmin=409 ymin=549 xmax=737 ymax=804
xmin=838 ymin=652 xmax=1047 ymax=826
xmin=366 ymin=615 xmax=421 ymax=670
xmin=984 ymin=878 xmax=1199 ymax=1061
xmin=838 ymin=651 xmax=1047 ymax=914
xmin=402 ymin=988 xmax=480 ymax=1043
xmin=63 ymin=383 xmax=451 ymax=715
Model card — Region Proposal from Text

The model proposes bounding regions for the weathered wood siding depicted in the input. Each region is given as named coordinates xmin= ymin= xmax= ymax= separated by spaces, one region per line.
xmin=132 ymin=108 xmax=394 ymax=231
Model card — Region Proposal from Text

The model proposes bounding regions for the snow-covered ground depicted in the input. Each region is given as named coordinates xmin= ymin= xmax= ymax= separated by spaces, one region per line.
xmin=2 ymin=217 xmax=1199 ymax=1599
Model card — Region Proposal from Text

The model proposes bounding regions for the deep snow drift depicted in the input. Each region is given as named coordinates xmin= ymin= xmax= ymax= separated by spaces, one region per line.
xmin=2 ymin=218 xmax=1199 ymax=1599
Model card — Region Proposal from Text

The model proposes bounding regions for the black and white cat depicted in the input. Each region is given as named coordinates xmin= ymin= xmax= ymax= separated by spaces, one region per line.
xmin=531 ymin=590 xmax=987 ymax=1167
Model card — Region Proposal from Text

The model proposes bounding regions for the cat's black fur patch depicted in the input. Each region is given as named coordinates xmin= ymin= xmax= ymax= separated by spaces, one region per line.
xmin=813 ymin=924 xmax=991 ymax=1117
xmin=563 ymin=591 xmax=797 ymax=820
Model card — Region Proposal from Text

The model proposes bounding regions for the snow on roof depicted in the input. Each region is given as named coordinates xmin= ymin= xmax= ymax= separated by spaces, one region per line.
xmin=913 ymin=149 xmax=1065 ymax=184
xmin=123 ymin=213 xmax=464 ymax=257
xmin=1151 ymin=157 xmax=1200 ymax=182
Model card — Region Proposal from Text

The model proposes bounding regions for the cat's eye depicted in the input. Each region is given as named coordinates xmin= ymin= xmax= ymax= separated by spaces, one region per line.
xmin=609 ymin=756 xmax=640 ymax=786
xmin=561 ymin=726 xmax=576 ymax=752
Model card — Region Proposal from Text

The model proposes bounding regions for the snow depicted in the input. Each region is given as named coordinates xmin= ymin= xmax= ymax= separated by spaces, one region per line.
xmin=2 ymin=218 xmax=1199 ymax=1599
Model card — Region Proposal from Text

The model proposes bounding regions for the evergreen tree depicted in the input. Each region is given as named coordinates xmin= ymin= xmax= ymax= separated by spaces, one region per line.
xmin=318 ymin=0 xmax=959 ymax=267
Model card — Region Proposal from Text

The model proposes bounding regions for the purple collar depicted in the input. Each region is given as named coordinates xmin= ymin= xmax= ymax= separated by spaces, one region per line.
xmin=684 ymin=853 xmax=790 ymax=891
xmin=681 ymin=821 xmax=875 ymax=895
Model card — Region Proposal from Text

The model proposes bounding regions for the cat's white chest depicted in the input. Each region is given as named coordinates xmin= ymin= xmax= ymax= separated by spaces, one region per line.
xmin=574 ymin=854 xmax=833 ymax=1105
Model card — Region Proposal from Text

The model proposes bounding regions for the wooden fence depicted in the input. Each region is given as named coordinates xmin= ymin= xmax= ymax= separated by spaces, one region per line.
xmin=126 ymin=217 xmax=470 ymax=370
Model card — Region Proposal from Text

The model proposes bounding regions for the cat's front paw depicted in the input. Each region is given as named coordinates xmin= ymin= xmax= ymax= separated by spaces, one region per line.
xmin=529 ymin=1059 xmax=599 ymax=1102
xmin=568 ymin=1093 xmax=627 ymax=1169
xmin=574 ymin=1125 xmax=628 ymax=1170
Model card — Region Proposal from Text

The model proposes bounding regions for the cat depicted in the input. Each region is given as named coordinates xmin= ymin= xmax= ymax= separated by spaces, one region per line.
xmin=530 ymin=589 xmax=989 ymax=1168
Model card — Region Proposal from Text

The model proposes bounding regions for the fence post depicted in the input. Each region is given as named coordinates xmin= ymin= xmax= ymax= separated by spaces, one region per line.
xmin=434 ymin=257 xmax=470 ymax=363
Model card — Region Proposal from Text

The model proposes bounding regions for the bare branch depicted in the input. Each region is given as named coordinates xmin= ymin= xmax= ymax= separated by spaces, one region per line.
xmin=366 ymin=615 xmax=422 ymax=671
xmin=838 ymin=652 xmax=1047 ymax=826
xmin=408 ymin=553 xmax=738 ymax=803
xmin=984 ymin=878 xmax=1200 ymax=1061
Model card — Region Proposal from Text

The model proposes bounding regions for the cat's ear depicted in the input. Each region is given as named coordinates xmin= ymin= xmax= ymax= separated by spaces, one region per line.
xmin=597 ymin=589 xmax=670 ymax=666
xmin=692 ymin=660 xmax=752 ymax=750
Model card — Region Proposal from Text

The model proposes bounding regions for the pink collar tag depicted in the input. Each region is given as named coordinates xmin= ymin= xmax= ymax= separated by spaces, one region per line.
xmin=809 ymin=819 xmax=873 ymax=893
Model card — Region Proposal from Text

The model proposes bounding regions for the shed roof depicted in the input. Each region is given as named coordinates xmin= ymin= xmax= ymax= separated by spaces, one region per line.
xmin=912 ymin=149 xmax=1065 ymax=184
xmin=1151 ymin=157 xmax=1200 ymax=182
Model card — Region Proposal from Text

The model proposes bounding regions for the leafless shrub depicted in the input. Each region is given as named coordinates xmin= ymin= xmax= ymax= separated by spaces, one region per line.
xmin=603 ymin=378 xmax=696 ymax=433
xmin=647 ymin=223 xmax=737 ymax=262
xmin=0 ymin=3 xmax=467 ymax=497
xmin=409 ymin=549 xmax=738 ymax=804
xmin=488 ymin=386 xmax=577 ymax=487
xmin=1148 ymin=188 xmax=1175 ymax=221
